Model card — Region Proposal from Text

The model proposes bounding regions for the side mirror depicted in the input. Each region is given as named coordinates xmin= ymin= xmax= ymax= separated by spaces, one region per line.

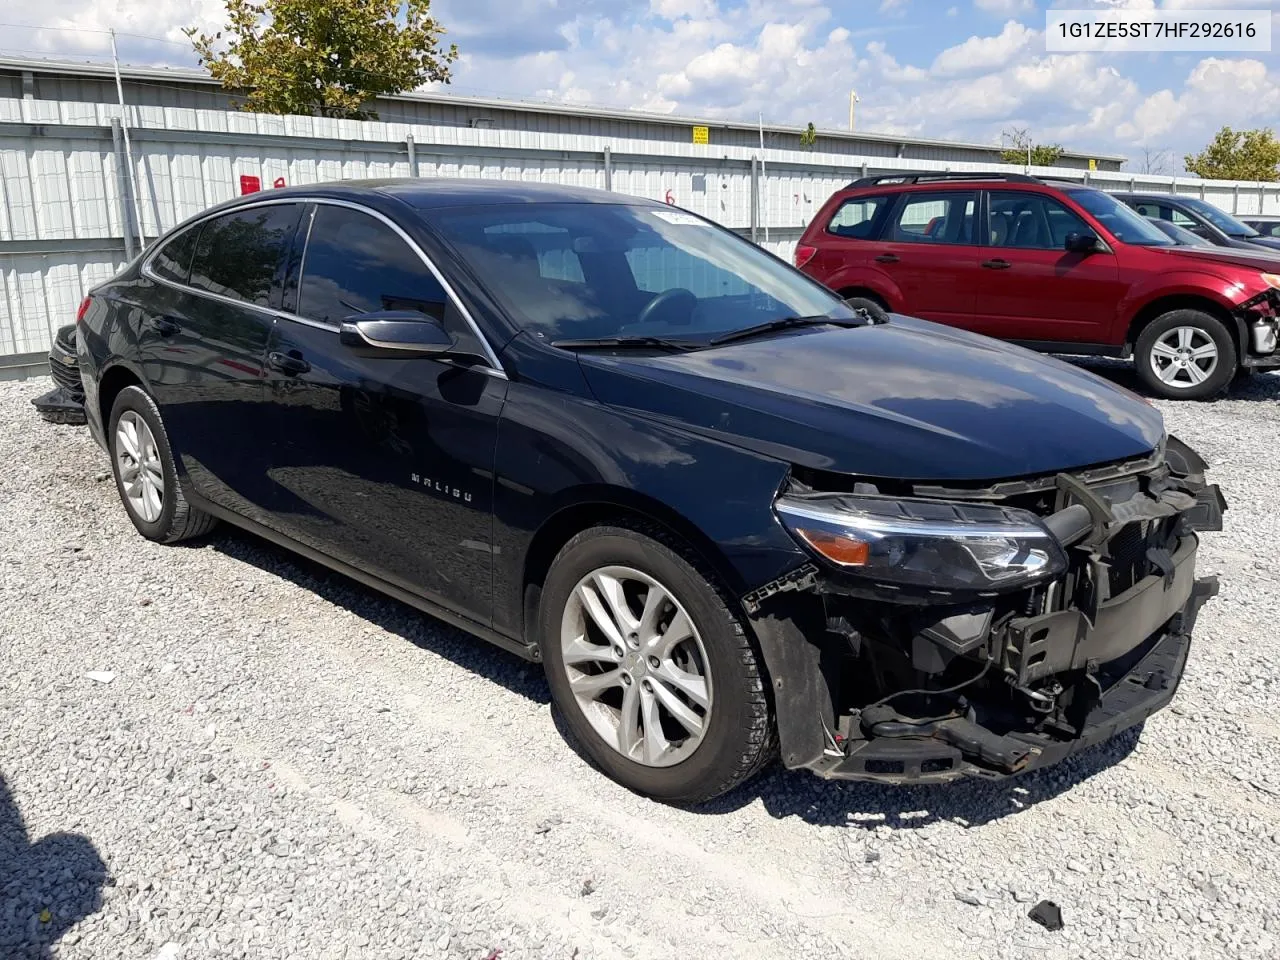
xmin=340 ymin=310 xmax=455 ymax=358
xmin=1064 ymin=231 xmax=1102 ymax=254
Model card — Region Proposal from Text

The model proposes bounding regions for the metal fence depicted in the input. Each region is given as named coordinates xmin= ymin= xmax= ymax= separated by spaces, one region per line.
xmin=4 ymin=95 xmax=1280 ymax=377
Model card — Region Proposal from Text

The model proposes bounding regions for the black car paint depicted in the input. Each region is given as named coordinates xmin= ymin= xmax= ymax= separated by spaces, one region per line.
xmin=77 ymin=179 xmax=1191 ymax=783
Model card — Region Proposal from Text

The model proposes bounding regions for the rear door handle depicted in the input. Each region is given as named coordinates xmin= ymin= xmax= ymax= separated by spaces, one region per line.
xmin=874 ymin=254 xmax=900 ymax=264
xmin=982 ymin=258 xmax=1012 ymax=270
xmin=268 ymin=351 xmax=310 ymax=376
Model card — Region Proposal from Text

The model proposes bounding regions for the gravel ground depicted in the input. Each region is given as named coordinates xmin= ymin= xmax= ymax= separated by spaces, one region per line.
xmin=2 ymin=368 xmax=1280 ymax=960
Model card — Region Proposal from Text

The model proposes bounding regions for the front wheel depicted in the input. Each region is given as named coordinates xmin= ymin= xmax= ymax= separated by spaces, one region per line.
xmin=1135 ymin=310 xmax=1236 ymax=400
xmin=538 ymin=525 xmax=775 ymax=804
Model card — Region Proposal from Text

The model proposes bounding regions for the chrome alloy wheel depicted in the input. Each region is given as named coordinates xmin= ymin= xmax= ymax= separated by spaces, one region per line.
xmin=1150 ymin=325 xmax=1219 ymax=388
xmin=115 ymin=410 xmax=164 ymax=523
xmin=560 ymin=566 xmax=712 ymax=767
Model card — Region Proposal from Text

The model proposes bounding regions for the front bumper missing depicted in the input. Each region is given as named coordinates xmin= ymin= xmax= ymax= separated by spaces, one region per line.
xmin=793 ymin=571 xmax=1215 ymax=785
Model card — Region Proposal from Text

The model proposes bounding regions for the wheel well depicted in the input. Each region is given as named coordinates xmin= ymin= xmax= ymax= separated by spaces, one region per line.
xmin=837 ymin=287 xmax=888 ymax=309
xmin=97 ymin=365 xmax=143 ymax=431
xmin=1126 ymin=295 xmax=1243 ymax=355
xmin=520 ymin=498 xmax=746 ymax=643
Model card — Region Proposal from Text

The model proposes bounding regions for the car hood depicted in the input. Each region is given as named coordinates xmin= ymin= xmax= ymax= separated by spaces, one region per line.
xmin=577 ymin=316 xmax=1164 ymax=482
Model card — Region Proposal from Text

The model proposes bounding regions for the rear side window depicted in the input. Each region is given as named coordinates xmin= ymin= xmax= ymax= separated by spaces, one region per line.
xmin=150 ymin=227 xmax=199 ymax=284
xmin=887 ymin=191 xmax=977 ymax=245
xmin=826 ymin=195 xmax=889 ymax=239
xmin=188 ymin=204 xmax=300 ymax=307
xmin=298 ymin=205 xmax=449 ymax=324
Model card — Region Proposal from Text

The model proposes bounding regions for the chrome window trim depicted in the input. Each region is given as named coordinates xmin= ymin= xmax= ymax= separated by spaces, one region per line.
xmin=140 ymin=194 xmax=508 ymax=378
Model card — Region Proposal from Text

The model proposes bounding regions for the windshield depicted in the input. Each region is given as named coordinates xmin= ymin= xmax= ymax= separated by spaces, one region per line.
xmin=1147 ymin=217 xmax=1212 ymax=247
xmin=1178 ymin=196 xmax=1259 ymax=238
xmin=426 ymin=202 xmax=854 ymax=342
xmin=1064 ymin=189 xmax=1174 ymax=246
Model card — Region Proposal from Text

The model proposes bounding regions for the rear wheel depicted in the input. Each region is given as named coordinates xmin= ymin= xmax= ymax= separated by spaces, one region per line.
xmin=108 ymin=385 xmax=217 ymax=543
xmin=1135 ymin=310 xmax=1236 ymax=400
xmin=538 ymin=525 xmax=774 ymax=804
xmin=842 ymin=296 xmax=890 ymax=323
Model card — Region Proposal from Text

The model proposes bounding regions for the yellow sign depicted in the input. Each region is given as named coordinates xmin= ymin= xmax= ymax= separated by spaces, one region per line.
xmin=692 ymin=125 xmax=709 ymax=145
xmin=1088 ymin=158 xmax=1097 ymax=171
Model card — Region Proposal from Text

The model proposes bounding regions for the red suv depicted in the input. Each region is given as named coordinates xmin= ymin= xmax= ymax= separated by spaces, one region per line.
xmin=796 ymin=173 xmax=1280 ymax=399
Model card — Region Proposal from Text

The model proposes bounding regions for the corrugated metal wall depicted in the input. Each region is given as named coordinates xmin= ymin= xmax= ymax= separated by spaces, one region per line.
xmin=4 ymin=95 xmax=1280 ymax=367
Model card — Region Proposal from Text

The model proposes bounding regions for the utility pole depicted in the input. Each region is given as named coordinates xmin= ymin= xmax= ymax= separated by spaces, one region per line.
xmin=110 ymin=29 xmax=143 ymax=251
xmin=849 ymin=90 xmax=860 ymax=132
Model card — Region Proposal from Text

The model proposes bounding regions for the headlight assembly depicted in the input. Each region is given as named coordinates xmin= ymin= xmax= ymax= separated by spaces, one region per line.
xmin=776 ymin=493 xmax=1067 ymax=592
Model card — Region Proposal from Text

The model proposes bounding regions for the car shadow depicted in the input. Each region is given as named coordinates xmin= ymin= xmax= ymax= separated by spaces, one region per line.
xmin=698 ymin=724 xmax=1142 ymax=827
xmin=1060 ymin=355 xmax=1280 ymax=401
xmin=0 ymin=774 xmax=107 ymax=958
xmin=197 ymin=530 xmax=552 ymax=705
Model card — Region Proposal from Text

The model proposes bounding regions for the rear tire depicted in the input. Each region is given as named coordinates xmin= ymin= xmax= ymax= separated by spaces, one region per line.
xmin=1135 ymin=310 xmax=1235 ymax=400
xmin=842 ymin=296 xmax=890 ymax=323
xmin=108 ymin=385 xmax=217 ymax=543
xmin=538 ymin=524 xmax=775 ymax=804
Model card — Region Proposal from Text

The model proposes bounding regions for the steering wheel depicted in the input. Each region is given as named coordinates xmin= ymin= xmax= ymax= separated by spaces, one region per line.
xmin=636 ymin=287 xmax=697 ymax=328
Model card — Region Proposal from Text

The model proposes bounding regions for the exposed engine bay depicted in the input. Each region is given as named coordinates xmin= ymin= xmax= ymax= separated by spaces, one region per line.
xmin=746 ymin=434 xmax=1226 ymax=783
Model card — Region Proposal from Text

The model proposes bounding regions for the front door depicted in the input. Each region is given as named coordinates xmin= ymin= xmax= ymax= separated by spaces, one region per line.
xmin=263 ymin=202 xmax=507 ymax=622
xmin=974 ymin=191 xmax=1124 ymax=344
xmin=137 ymin=202 xmax=303 ymax=519
xmin=867 ymin=189 xmax=981 ymax=328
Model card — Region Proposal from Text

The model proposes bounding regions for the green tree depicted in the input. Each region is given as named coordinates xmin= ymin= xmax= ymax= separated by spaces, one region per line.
xmin=1184 ymin=127 xmax=1280 ymax=181
xmin=1000 ymin=127 xmax=1063 ymax=167
xmin=187 ymin=0 xmax=458 ymax=120
xmin=799 ymin=122 xmax=818 ymax=149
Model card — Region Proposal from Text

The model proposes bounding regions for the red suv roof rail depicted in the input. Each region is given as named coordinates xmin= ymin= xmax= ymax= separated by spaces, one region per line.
xmin=844 ymin=172 xmax=1043 ymax=189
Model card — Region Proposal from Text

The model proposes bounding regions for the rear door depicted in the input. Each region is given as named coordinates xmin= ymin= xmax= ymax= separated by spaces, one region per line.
xmin=866 ymin=190 xmax=981 ymax=327
xmin=262 ymin=202 xmax=506 ymax=621
xmin=974 ymin=190 xmax=1123 ymax=344
xmin=138 ymin=201 xmax=303 ymax=518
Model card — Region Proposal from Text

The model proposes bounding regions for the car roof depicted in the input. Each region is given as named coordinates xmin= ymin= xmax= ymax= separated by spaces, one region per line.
xmin=206 ymin=177 xmax=643 ymax=212
xmin=1112 ymin=192 xmax=1192 ymax=201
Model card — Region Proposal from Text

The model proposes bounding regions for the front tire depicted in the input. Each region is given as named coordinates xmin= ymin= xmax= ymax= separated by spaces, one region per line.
xmin=1135 ymin=310 xmax=1236 ymax=400
xmin=108 ymin=385 xmax=217 ymax=543
xmin=538 ymin=525 xmax=775 ymax=804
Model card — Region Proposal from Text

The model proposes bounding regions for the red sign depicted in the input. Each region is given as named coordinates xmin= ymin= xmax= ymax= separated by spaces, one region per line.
xmin=273 ymin=177 xmax=286 ymax=189
xmin=239 ymin=174 xmax=261 ymax=195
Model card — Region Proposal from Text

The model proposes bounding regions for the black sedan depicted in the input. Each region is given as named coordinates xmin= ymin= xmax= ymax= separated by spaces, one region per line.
xmin=75 ymin=179 xmax=1224 ymax=802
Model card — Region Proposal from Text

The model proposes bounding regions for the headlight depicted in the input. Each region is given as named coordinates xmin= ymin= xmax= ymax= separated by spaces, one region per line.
xmin=776 ymin=493 xmax=1067 ymax=591
xmin=1262 ymin=273 xmax=1280 ymax=290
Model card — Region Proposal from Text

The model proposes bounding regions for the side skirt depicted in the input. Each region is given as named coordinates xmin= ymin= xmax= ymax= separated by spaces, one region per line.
xmin=193 ymin=497 xmax=540 ymax=663
xmin=1010 ymin=340 xmax=1127 ymax=359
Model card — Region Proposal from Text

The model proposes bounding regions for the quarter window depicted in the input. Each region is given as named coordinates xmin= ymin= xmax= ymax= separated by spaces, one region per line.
xmin=150 ymin=227 xmax=199 ymax=284
xmin=887 ymin=192 xmax=977 ymax=245
xmin=187 ymin=205 xmax=300 ymax=306
xmin=826 ymin=195 xmax=889 ymax=239
xmin=989 ymin=194 xmax=1090 ymax=250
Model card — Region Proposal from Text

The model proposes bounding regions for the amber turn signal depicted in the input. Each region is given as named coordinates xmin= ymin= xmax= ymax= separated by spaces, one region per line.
xmin=794 ymin=527 xmax=869 ymax=566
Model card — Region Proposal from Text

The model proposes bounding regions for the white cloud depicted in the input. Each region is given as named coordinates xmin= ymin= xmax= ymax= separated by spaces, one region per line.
xmin=974 ymin=0 xmax=1034 ymax=14
xmin=932 ymin=21 xmax=1037 ymax=76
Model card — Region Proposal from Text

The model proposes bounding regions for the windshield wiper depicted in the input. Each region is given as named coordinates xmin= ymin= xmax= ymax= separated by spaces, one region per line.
xmin=550 ymin=335 xmax=700 ymax=352
xmin=708 ymin=315 xmax=865 ymax=347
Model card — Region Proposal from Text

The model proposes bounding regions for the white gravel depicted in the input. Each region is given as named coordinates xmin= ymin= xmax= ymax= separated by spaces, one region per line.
xmin=2 ymin=368 xmax=1280 ymax=960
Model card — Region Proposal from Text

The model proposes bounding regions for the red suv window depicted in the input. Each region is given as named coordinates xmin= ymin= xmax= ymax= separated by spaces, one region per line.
xmin=826 ymin=195 xmax=890 ymax=239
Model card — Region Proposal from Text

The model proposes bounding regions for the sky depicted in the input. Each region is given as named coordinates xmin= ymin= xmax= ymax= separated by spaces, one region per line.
xmin=2 ymin=0 xmax=1279 ymax=171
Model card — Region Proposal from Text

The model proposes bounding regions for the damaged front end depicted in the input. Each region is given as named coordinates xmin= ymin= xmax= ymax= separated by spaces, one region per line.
xmin=745 ymin=436 xmax=1225 ymax=784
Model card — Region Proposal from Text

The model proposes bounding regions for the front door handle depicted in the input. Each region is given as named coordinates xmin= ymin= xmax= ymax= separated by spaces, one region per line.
xmin=268 ymin=351 xmax=310 ymax=376
xmin=874 ymin=253 xmax=900 ymax=264
xmin=982 ymin=258 xmax=1013 ymax=270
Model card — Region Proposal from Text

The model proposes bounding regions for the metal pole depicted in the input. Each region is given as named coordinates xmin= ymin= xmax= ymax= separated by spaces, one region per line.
xmin=603 ymin=146 xmax=613 ymax=191
xmin=758 ymin=113 xmax=769 ymax=244
xmin=750 ymin=156 xmax=759 ymax=243
xmin=110 ymin=30 xmax=144 ymax=251
xmin=110 ymin=119 xmax=136 ymax=261
xmin=1234 ymin=182 xmax=1240 ymax=213
xmin=405 ymin=133 xmax=416 ymax=176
